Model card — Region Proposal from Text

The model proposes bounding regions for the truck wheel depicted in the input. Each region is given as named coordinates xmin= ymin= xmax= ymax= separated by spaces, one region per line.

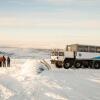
xmin=82 ymin=61 xmax=89 ymax=68
xmin=64 ymin=61 xmax=72 ymax=69
xmin=75 ymin=62 xmax=82 ymax=68
xmin=88 ymin=62 xmax=93 ymax=68
xmin=55 ymin=62 xmax=62 ymax=68
xmin=94 ymin=62 xmax=100 ymax=69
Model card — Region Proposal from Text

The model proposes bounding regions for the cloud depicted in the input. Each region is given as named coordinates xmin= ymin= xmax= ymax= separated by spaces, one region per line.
xmin=7 ymin=0 xmax=100 ymax=6
xmin=0 ymin=15 xmax=100 ymax=30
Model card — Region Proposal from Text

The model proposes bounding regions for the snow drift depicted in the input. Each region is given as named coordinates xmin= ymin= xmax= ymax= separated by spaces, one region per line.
xmin=0 ymin=59 xmax=100 ymax=100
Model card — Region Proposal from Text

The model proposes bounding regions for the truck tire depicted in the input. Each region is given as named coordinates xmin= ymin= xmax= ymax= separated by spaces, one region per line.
xmin=74 ymin=62 xmax=82 ymax=68
xmin=94 ymin=62 xmax=100 ymax=69
xmin=64 ymin=61 xmax=72 ymax=69
xmin=88 ymin=61 xmax=93 ymax=68
xmin=55 ymin=61 xmax=62 ymax=68
xmin=82 ymin=61 xmax=89 ymax=68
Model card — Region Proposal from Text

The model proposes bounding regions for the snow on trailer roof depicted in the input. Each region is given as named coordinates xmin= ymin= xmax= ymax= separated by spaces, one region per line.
xmin=66 ymin=44 xmax=100 ymax=52
xmin=67 ymin=44 xmax=100 ymax=48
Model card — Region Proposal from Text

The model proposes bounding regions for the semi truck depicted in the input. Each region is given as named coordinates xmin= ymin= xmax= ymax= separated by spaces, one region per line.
xmin=51 ymin=44 xmax=100 ymax=69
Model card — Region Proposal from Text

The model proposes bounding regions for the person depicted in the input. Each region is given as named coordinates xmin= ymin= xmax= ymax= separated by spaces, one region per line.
xmin=0 ymin=61 xmax=1 ymax=67
xmin=3 ymin=56 xmax=6 ymax=67
xmin=7 ymin=56 xmax=10 ymax=67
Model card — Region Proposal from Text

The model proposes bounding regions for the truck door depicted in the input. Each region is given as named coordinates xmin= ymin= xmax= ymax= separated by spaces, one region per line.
xmin=58 ymin=52 xmax=64 ymax=61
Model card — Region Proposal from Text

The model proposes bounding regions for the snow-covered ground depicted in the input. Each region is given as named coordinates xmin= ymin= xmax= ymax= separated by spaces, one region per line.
xmin=0 ymin=59 xmax=100 ymax=100
xmin=0 ymin=47 xmax=50 ymax=59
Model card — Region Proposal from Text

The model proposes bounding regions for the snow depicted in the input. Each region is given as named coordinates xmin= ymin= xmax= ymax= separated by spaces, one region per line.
xmin=0 ymin=59 xmax=100 ymax=100
xmin=0 ymin=47 xmax=50 ymax=59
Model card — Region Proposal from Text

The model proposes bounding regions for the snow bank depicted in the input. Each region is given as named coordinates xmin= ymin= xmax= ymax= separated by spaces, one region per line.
xmin=0 ymin=59 xmax=100 ymax=100
xmin=20 ymin=59 xmax=48 ymax=79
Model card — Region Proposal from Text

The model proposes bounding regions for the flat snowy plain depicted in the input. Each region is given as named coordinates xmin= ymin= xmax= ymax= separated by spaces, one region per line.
xmin=0 ymin=59 xmax=100 ymax=100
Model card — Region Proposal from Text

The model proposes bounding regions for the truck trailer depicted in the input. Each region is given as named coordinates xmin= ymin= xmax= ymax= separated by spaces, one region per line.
xmin=51 ymin=44 xmax=100 ymax=69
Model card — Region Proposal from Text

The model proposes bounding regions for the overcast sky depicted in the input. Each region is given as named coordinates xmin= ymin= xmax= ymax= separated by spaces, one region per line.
xmin=0 ymin=0 xmax=100 ymax=48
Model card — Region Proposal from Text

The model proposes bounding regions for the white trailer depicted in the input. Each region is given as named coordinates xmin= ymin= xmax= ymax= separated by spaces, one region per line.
xmin=51 ymin=44 xmax=100 ymax=69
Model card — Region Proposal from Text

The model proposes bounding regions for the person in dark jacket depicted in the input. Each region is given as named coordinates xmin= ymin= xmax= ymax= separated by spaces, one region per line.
xmin=0 ymin=61 xmax=1 ymax=67
xmin=3 ymin=56 xmax=6 ymax=67
xmin=7 ymin=56 xmax=10 ymax=67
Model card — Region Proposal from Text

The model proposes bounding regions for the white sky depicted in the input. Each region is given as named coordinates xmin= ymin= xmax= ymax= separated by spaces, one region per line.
xmin=0 ymin=0 xmax=100 ymax=48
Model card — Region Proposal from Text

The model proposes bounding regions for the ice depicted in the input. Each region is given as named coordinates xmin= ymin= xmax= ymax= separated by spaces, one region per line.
xmin=0 ymin=58 xmax=100 ymax=100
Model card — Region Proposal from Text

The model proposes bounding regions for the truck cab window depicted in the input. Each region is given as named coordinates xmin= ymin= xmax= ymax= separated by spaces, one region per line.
xmin=59 ymin=52 xmax=64 ymax=56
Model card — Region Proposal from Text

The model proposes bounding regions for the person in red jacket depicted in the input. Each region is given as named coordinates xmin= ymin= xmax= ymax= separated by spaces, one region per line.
xmin=2 ymin=56 xmax=6 ymax=67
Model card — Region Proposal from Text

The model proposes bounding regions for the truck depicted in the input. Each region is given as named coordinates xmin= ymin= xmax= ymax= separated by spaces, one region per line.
xmin=51 ymin=44 xmax=100 ymax=69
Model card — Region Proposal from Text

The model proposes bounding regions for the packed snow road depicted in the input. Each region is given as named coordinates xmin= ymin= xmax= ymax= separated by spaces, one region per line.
xmin=0 ymin=59 xmax=100 ymax=100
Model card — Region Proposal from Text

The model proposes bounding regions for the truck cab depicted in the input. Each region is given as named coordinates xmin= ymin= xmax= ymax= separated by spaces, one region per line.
xmin=50 ymin=49 xmax=64 ymax=67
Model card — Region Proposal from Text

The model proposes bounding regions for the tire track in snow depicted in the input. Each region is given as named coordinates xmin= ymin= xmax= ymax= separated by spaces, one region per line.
xmin=0 ymin=75 xmax=32 ymax=100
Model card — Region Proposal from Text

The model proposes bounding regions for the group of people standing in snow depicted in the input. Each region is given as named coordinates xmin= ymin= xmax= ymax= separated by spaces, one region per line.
xmin=0 ymin=56 xmax=10 ymax=67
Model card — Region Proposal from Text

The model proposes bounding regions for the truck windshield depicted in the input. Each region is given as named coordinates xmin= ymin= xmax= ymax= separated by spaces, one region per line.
xmin=59 ymin=52 xmax=64 ymax=56
xmin=51 ymin=52 xmax=58 ymax=56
